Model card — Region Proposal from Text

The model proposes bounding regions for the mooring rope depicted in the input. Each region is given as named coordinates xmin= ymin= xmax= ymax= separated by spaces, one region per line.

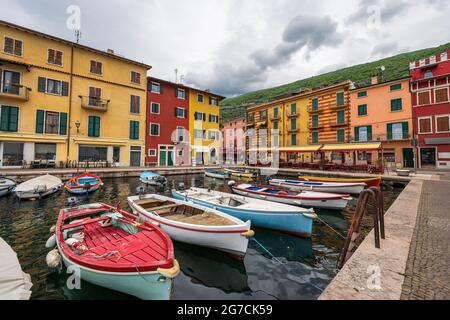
xmin=251 ymin=238 xmax=283 ymax=264
xmin=315 ymin=216 xmax=346 ymax=240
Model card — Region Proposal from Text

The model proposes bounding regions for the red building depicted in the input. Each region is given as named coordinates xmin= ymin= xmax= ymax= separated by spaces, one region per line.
xmin=411 ymin=50 xmax=450 ymax=169
xmin=146 ymin=77 xmax=190 ymax=166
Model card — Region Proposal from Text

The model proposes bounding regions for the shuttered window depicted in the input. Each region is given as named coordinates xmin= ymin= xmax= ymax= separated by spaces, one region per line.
xmin=311 ymin=115 xmax=319 ymax=128
xmin=358 ymin=104 xmax=368 ymax=116
xmin=436 ymin=116 xmax=450 ymax=133
xmin=90 ymin=61 xmax=103 ymax=75
xmin=357 ymin=91 xmax=367 ymax=98
xmin=311 ymin=132 xmax=319 ymax=144
xmin=175 ymin=108 xmax=187 ymax=118
xmin=419 ymin=118 xmax=432 ymax=134
xmin=89 ymin=87 xmax=102 ymax=106
xmin=130 ymin=95 xmax=140 ymax=114
xmin=387 ymin=122 xmax=409 ymax=140
xmin=355 ymin=126 xmax=372 ymax=142
xmin=391 ymin=98 xmax=403 ymax=112
xmin=337 ymin=110 xmax=345 ymax=124
xmin=435 ymin=88 xmax=449 ymax=103
xmin=390 ymin=84 xmax=402 ymax=91
xmin=131 ymin=71 xmax=141 ymax=84
xmin=47 ymin=49 xmax=63 ymax=66
xmin=418 ymin=91 xmax=430 ymax=105
xmin=3 ymin=37 xmax=22 ymax=56
xmin=336 ymin=92 xmax=345 ymax=106
xmin=150 ymin=123 xmax=160 ymax=136
xmin=337 ymin=129 xmax=345 ymax=143
xmin=176 ymin=89 xmax=186 ymax=99
xmin=0 ymin=106 xmax=19 ymax=132
xmin=291 ymin=118 xmax=297 ymax=130
xmin=129 ymin=121 xmax=140 ymax=139
xmin=209 ymin=115 xmax=219 ymax=123
xmin=1 ymin=70 xmax=21 ymax=95
xmin=37 ymin=77 xmax=69 ymax=96
xmin=88 ymin=116 xmax=101 ymax=137
xmin=291 ymin=134 xmax=297 ymax=146
xmin=312 ymin=98 xmax=319 ymax=110
xmin=291 ymin=103 xmax=297 ymax=114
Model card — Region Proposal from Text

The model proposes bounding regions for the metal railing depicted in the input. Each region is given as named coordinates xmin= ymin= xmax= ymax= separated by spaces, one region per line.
xmin=79 ymin=95 xmax=110 ymax=111
xmin=0 ymin=84 xmax=31 ymax=100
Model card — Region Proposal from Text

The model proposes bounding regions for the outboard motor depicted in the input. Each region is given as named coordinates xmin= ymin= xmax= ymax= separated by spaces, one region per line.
xmin=83 ymin=182 xmax=91 ymax=195
xmin=66 ymin=197 xmax=79 ymax=207
xmin=265 ymin=176 xmax=272 ymax=184
xmin=156 ymin=176 xmax=167 ymax=185
xmin=228 ymin=180 xmax=237 ymax=193
xmin=177 ymin=182 xmax=186 ymax=191
xmin=135 ymin=186 xmax=146 ymax=199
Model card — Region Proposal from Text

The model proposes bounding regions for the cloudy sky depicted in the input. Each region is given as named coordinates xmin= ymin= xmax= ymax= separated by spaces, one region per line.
xmin=1 ymin=0 xmax=449 ymax=97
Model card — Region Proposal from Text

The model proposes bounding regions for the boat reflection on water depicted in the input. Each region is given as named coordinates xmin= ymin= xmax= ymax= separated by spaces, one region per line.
xmin=173 ymin=242 xmax=250 ymax=294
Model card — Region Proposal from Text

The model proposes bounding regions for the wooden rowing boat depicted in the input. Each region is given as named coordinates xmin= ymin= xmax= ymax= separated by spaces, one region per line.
xmin=65 ymin=173 xmax=103 ymax=194
xmin=204 ymin=169 xmax=231 ymax=179
xmin=298 ymin=176 xmax=381 ymax=188
xmin=224 ymin=168 xmax=256 ymax=179
xmin=269 ymin=179 xmax=366 ymax=194
xmin=55 ymin=203 xmax=179 ymax=300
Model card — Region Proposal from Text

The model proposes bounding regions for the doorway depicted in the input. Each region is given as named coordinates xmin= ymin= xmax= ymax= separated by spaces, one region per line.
xmin=130 ymin=146 xmax=142 ymax=167
xmin=420 ymin=148 xmax=436 ymax=168
xmin=159 ymin=145 xmax=174 ymax=167
xmin=402 ymin=148 xmax=414 ymax=168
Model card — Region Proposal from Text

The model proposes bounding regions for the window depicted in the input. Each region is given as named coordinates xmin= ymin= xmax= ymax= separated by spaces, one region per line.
xmin=150 ymin=123 xmax=160 ymax=136
xmin=2 ymin=70 xmax=21 ymax=95
xmin=273 ymin=121 xmax=278 ymax=130
xmin=35 ymin=143 xmax=56 ymax=160
xmin=312 ymin=98 xmax=319 ymax=110
xmin=150 ymin=102 xmax=160 ymax=114
xmin=418 ymin=91 xmax=430 ymax=105
xmin=175 ymin=108 xmax=187 ymax=118
xmin=176 ymin=89 xmax=186 ymax=99
xmin=177 ymin=150 xmax=183 ymax=157
xmin=291 ymin=134 xmax=297 ymax=146
xmin=337 ymin=110 xmax=345 ymax=124
xmin=391 ymin=98 xmax=403 ymax=112
xmin=197 ymin=94 xmax=204 ymax=103
xmin=78 ymin=145 xmax=107 ymax=162
xmin=194 ymin=112 xmax=206 ymax=121
xmin=0 ymin=106 xmax=19 ymax=132
xmin=260 ymin=110 xmax=267 ymax=120
xmin=194 ymin=129 xmax=205 ymax=139
xmin=311 ymin=115 xmax=319 ymax=128
xmin=129 ymin=121 xmax=139 ymax=139
xmin=208 ymin=130 xmax=219 ymax=140
xmin=387 ymin=122 xmax=409 ymax=140
xmin=176 ymin=127 xmax=185 ymax=142
xmin=3 ymin=37 xmax=22 ymax=56
xmin=336 ymin=92 xmax=345 ymax=106
xmin=435 ymin=88 xmax=449 ymax=103
xmin=390 ymin=84 xmax=402 ymax=91
xmin=273 ymin=107 xmax=279 ymax=119
xmin=113 ymin=146 xmax=121 ymax=163
xmin=210 ymin=97 xmax=219 ymax=106
xmin=148 ymin=149 xmax=157 ymax=157
xmin=130 ymin=95 xmax=140 ymax=114
xmin=209 ymin=115 xmax=219 ymax=123
xmin=45 ymin=111 xmax=59 ymax=134
xmin=2 ymin=142 xmax=23 ymax=166
xmin=131 ymin=71 xmax=141 ymax=84
xmin=358 ymin=104 xmax=368 ymax=116
xmin=419 ymin=117 xmax=432 ymax=134
xmin=90 ymin=60 xmax=103 ymax=75
xmin=151 ymin=82 xmax=161 ymax=93
xmin=436 ymin=115 xmax=450 ymax=133
xmin=291 ymin=118 xmax=297 ymax=130
xmin=337 ymin=129 xmax=345 ymax=143
xmin=89 ymin=87 xmax=102 ymax=106
xmin=357 ymin=91 xmax=367 ymax=98
xmin=35 ymin=110 xmax=67 ymax=135
xmin=355 ymin=126 xmax=372 ymax=142
xmin=88 ymin=116 xmax=101 ymax=137
xmin=424 ymin=70 xmax=433 ymax=79
xmin=311 ymin=132 xmax=319 ymax=144
xmin=46 ymin=79 xmax=62 ymax=95
xmin=47 ymin=49 xmax=63 ymax=66
xmin=290 ymin=103 xmax=297 ymax=114
xmin=248 ymin=113 xmax=254 ymax=123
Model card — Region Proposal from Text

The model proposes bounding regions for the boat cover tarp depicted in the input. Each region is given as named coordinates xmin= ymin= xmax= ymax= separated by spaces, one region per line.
xmin=0 ymin=238 xmax=32 ymax=300
xmin=15 ymin=174 xmax=62 ymax=192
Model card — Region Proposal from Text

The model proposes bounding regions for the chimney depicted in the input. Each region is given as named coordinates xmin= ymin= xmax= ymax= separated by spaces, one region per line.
xmin=371 ymin=73 xmax=378 ymax=85
xmin=107 ymin=49 xmax=114 ymax=54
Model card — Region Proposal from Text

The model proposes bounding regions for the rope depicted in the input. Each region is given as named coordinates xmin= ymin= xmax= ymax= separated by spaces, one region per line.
xmin=315 ymin=216 xmax=346 ymax=240
xmin=251 ymin=238 xmax=284 ymax=264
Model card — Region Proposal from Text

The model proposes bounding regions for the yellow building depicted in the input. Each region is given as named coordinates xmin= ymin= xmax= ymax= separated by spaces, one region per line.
xmin=188 ymin=89 xmax=224 ymax=165
xmin=0 ymin=20 xmax=150 ymax=168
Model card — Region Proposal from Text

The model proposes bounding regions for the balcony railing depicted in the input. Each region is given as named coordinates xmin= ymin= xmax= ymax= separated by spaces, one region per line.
xmin=79 ymin=96 xmax=110 ymax=111
xmin=0 ymin=84 xmax=31 ymax=101
xmin=329 ymin=102 xmax=350 ymax=110
xmin=308 ymin=107 xmax=324 ymax=114
xmin=287 ymin=112 xmax=298 ymax=118
xmin=349 ymin=134 xmax=412 ymax=143
xmin=329 ymin=120 xmax=349 ymax=127
xmin=309 ymin=123 xmax=325 ymax=130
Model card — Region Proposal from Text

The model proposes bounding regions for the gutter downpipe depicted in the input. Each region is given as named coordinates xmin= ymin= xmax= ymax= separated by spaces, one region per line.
xmin=66 ymin=45 xmax=75 ymax=163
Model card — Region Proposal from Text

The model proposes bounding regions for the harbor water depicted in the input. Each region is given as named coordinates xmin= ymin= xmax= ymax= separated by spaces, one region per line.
xmin=0 ymin=174 xmax=404 ymax=300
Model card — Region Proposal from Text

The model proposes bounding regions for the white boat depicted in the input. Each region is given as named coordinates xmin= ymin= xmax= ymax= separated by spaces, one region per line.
xmin=127 ymin=194 xmax=254 ymax=257
xmin=0 ymin=178 xmax=16 ymax=197
xmin=224 ymin=168 xmax=257 ymax=179
xmin=172 ymin=187 xmax=317 ymax=238
xmin=269 ymin=178 xmax=366 ymax=194
xmin=204 ymin=169 xmax=230 ymax=180
xmin=14 ymin=174 xmax=63 ymax=200
xmin=140 ymin=171 xmax=167 ymax=186
xmin=230 ymin=183 xmax=352 ymax=210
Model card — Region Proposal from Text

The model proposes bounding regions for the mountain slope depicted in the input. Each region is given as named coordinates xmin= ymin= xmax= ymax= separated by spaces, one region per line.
xmin=220 ymin=43 xmax=450 ymax=122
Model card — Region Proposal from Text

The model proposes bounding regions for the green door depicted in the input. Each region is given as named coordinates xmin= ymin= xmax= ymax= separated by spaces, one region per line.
xmin=402 ymin=148 xmax=414 ymax=168
xmin=159 ymin=151 xmax=166 ymax=166
xmin=168 ymin=151 xmax=174 ymax=166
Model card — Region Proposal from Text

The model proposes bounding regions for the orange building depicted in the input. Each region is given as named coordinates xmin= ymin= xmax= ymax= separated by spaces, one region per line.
xmin=221 ymin=116 xmax=246 ymax=164
xmin=350 ymin=77 xmax=413 ymax=169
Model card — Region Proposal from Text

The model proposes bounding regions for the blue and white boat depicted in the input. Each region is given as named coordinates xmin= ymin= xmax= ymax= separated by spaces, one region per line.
xmin=0 ymin=178 xmax=16 ymax=197
xmin=172 ymin=187 xmax=317 ymax=238
xmin=204 ymin=169 xmax=230 ymax=180
xmin=140 ymin=171 xmax=167 ymax=186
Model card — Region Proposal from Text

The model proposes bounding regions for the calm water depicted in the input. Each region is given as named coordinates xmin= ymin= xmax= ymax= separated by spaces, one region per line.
xmin=0 ymin=174 xmax=403 ymax=300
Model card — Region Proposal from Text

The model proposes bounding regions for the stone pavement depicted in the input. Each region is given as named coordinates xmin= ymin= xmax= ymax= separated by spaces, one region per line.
xmin=401 ymin=176 xmax=450 ymax=300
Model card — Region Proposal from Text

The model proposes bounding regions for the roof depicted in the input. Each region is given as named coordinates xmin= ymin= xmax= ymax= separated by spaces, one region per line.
xmin=351 ymin=77 xmax=410 ymax=91
xmin=147 ymin=76 xmax=226 ymax=99
xmin=0 ymin=20 xmax=151 ymax=70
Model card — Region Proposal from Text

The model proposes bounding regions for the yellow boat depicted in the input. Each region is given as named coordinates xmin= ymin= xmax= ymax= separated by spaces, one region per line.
xmin=225 ymin=169 xmax=257 ymax=179
xmin=298 ymin=176 xmax=381 ymax=188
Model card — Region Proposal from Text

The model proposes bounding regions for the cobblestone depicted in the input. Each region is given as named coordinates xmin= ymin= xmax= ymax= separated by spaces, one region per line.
xmin=401 ymin=177 xmax=450 ymax=300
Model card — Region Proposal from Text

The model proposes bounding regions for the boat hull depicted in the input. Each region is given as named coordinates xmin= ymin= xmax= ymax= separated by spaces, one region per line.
xmin=172 ymin=191 xmax=314 ymax=237
xmin=232 ymin=188 xmax=349 ymax=210
xmin=299 ymin=176 xmax=381 ymax=188
xmin=66 ymin=185 xmax=100 ymax=195
xmin=58 ymin=246 xmax=173 ymax=300
xmin=204 ymin=171 xmax=229 ymax=179
xmin=15 ymin=185 xmax=62 ymax=200
xmin=0 ymin=187 xmax=13 ymax=197
xmin=127 ymin=198 xmax=250 ymax=256
xmin=269 ymin=180 xmax=365 ymax=194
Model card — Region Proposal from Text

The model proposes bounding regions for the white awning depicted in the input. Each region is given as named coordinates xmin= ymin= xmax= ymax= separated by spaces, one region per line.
xmin=191 ymin=145 xmax=210 ymax=153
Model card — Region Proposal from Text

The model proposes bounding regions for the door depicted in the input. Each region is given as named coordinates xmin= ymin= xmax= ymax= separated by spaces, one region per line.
xmin=420 ymin=148 xmax=436 ymax=168
xmin=403 ymin=148 xmax=414 ymax=168
xmin=159 ymin=150 xmax=166 ymax=166
xmin=130 ymin=146 xmax=141 ymax=167
xmin=168 ymin=151 xmax=174 ymax=166
xmin=196 ymin=152 xmax=204 ymax=165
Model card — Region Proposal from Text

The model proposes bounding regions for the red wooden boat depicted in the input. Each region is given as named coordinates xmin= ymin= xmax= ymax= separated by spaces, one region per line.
xmin=55 ymin=203 xmax=179 ymax=299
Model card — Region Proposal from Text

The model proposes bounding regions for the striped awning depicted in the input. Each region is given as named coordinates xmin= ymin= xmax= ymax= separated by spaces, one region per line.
xmin=320 ymin=142 xmax=382 ymax=152
xmin=248 ymin=145 xmax=322 ymax=153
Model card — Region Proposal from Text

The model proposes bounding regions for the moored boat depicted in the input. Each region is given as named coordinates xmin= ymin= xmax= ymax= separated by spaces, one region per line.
xmin=172 ymin=187 xmax=317 ymax=238
xmin=64 ymin=173 xmax=103 ymax=194
xmin=140 ymin=171 xmax=167 ymax=186
xmin=127 ymin=194 xmax=253 ymax=257
xmin=298 ymin=176 xmax=381 ymax=188
xmin=269 ymin=178 xmax=366 ymax=194
xmin=14 ymin=174 xmax=63 ymax=200
xmin=54 ymin=203 xmax=179 ymax=300
xmin=224 ymin=168 xmax=257 ymax=179
xmin=0 ymin=178 xmax=16 ymax=197
xmin=204 ymin=169 xmax=230 ymax=179
xmin=230 ymin=182 xmax=352 ymax=210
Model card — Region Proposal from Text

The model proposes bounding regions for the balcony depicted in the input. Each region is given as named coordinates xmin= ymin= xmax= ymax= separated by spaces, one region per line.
xmin=287 ymin=112 xmax=298 ymax=118
xmin=309 ymin=123 xmax=325 ymax=130
xmin=329 ymin=120 xmax=349 ymax=128
xmin=270 ymin=116 xmax=280 ymax=122
xmin=0 ymin=84 xmax=31 ymax=101
xmin=79 ymin=96 xmax=110 ymax=112
xmin=287 ymin=128 xmax=299 ymax=133
xmin=348 ymin=134 xmax=412 ymax=143
xmin=329 ymin=102 xmax=350 ymax=110
xmin=308 ymin=107 xmax=324 ymax=114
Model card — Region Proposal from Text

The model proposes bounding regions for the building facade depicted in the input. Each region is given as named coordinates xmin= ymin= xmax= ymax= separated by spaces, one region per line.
xmin=189 ymin=89 xmax=223 ymax=165
xmin=350 ymin=77 xmax=413 ymax=169
xmin=221 ymin=116 xmax=246 ymax=164
xmin=145 ymin=77 xmax=190 ymax=166
xmin=0 ymin=20 xmax=150 ymax=168
xmin=410 ymin=50 xmax=450 ymax=169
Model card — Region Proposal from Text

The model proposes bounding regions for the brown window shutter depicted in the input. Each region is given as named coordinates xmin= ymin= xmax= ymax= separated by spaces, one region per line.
xmin=90 ymin=61 xmax=95 ymax=73
xmin=55 ymin=51 xmax=63 ymax=65
xmin=4 ymin=37 xmax=14 ymax=54
xmin=48 ymin=49 xmax=55 ymax=64
xmin=97 ymin=62 xmax=102 ymax=74
xmin=14 ymin=40 xmax=22 ymax=56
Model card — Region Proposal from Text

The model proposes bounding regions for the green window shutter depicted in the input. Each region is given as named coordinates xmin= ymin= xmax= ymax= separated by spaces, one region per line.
xmin=61 ymin=82 xmax=69 ymax=96
xmin=337 ymin=129 xmax=345 ymax=142
xmin=130 ymin=121 xmax=139 ymax=140
xmin=387 ymin=123 xmax=393 ymax=140
xmin=312 ymin=115 xmax=318 ymax=127
xmin=402 ymin=122 xmax=409 ymax=139
xmin=357 ymin=91 xmax=367 ymax=98
xmin=291 ymin=134 xmax=297 ymax=146
xmin=36 ymin=110 xmax=45 ymax=133
xmin=291 ymin=118 xmax=296 ymax=129
xmin=273 ymin=121 xmax=278 ymax=130
xmin=367 ymin=126 xmax=372 ymax=141
xmin=336 ymin=92 xmax=345 ymax=105
xmin=0 ymin=107 xmax=9 ymax=131
xmin=94 ymin=117 xmax=100 ymax=137
xmin=291 ymin=103 xmax=297 ymax=114
xmin=312 ymin=98 xmax=318 ymax=110
xmin=88 ymin=116 xmax=100 ymax=137
xmin=337 ymin=110 xmax=345 ymax=124
xmin=354 ymin=127 xmax=360 ymax=142
xmin=312 ymin=132 xmax=318 ymax=144
xmin=8 ymin=107 xmax=19 ymax=132
xmin=88 ymin=116 xmax=94 ymax=137
xmin=391 ymin=99 xmax=403 ymax=111
xmin=59 ymin=112 xmax=67 ymax=135
xmin=358 ymin=104 xmax=367 ymax=116
xmin=38 ymin=77 xmax=46 ymax=93
xmin=390 ymin=84 xmax=402 ymax=91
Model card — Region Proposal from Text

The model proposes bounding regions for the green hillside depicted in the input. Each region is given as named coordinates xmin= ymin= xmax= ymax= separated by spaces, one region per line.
xmin=220 ymin=43 xmax=450 ymax=122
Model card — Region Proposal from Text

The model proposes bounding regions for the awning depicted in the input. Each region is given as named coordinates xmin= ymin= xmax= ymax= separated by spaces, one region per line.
xmin=320 ymin=142 xmax=382 ymax=152
xmin=191 ymin=145 xmax=210 ymax=153
xmin=248 ymin=146 xmax=322 ymax=153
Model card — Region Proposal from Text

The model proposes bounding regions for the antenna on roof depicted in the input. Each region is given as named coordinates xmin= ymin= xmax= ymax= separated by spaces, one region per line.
xmin=74 ymin=29 xmax=82 ymax=44
xmin=180 ymin=75 xmax=184 ymax=84
xmin=174 ymin=68 xmax=178 ymax=83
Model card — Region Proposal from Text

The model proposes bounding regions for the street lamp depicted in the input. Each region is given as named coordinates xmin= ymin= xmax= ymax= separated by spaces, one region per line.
xmin=75 ymin=120 xmax=81 ymax=133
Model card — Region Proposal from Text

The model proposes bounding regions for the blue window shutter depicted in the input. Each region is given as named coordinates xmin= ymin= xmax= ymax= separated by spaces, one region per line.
xmin=354 ymin=127 xmax=359 ymax=142
xmin=36 ymin=110 xmax=44 ymax=133
xmin=402 ymin=122 xmax=409 ymax=139
xmin=59 ymin=112 xmax=67 ymax=135
xmin=367 ymin=126 xmax=372 ymax=141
